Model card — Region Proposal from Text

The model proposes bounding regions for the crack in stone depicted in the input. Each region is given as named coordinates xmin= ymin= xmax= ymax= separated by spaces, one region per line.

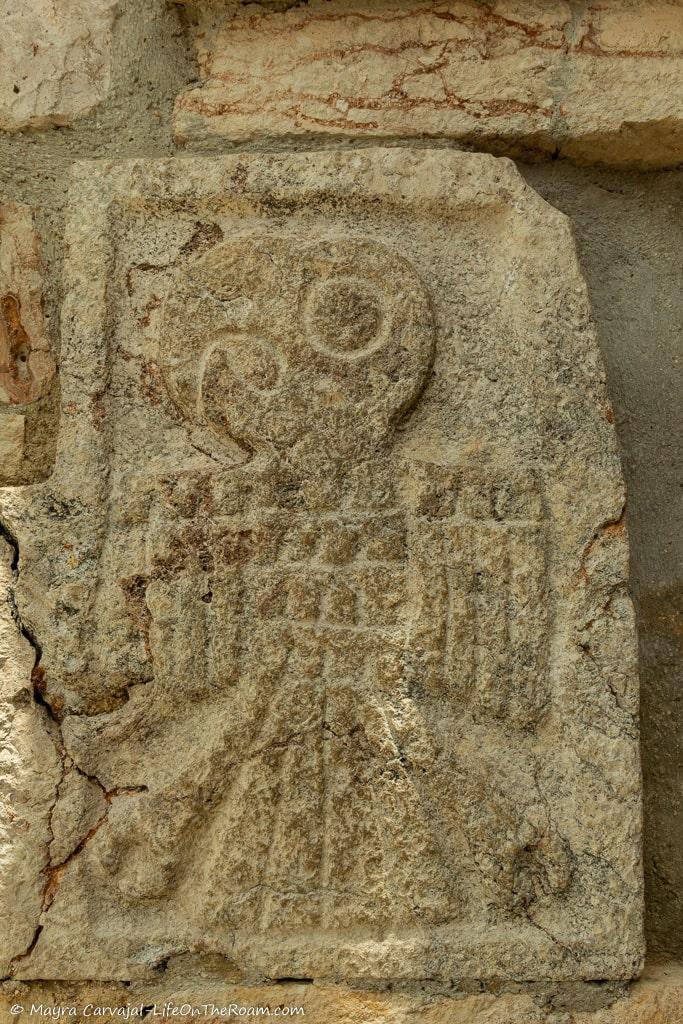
xmin=42 ymin=784 xmax=149 ymax=910
xmin=0 ymin=514 xmax=64 ymax=971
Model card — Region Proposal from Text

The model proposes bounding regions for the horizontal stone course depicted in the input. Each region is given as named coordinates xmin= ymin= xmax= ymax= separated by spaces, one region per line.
xmin=2 ymin=962 xmax=683 ymax=1024
xmin=174 ymin=0 xmax=683 ymax=167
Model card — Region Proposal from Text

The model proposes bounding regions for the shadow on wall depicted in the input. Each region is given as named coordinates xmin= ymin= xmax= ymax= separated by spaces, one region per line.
xmin=522 ymin=161 xmax=683 ymax=961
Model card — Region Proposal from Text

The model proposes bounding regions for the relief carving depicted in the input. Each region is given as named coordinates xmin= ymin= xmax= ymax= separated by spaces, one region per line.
xmin=1 ymin=152 xmax=641 ymax=982
xmin=77 ymin=237 xmax=564 ymax=934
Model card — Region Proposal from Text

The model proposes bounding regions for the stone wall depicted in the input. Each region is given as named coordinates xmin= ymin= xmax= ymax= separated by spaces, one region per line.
xmin=0 ymin=2 xmax=681 ymax=1021
xmin=174 ymin=0 xmax=683 ymax=166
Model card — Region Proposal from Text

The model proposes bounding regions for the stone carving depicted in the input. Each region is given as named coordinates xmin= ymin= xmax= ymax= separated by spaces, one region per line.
xmin=0 ymin=150 xmax=642 ymax=983
xmin=174 ymin=0 xmax=683 ymax=168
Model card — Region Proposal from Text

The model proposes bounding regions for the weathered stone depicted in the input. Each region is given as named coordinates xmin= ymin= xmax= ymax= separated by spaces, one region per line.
xmin=560 ymin=3 xmax=683 ymax=167
xmin=0 ymin=204 xmax=54 ymax=406
xmin=0 ymin=0 xmax=117 ymax=132
xmin=0 ymin=414 xmax=25 ymax=478
xmin=0 ymin=149 xmax=642 ymax=983
xmin=47 ymin=768 xmax=107 ymax=870
xmin=0 ymin=537 xmax=61 ymax=979
xmin=173 ymin=0 xmax=683 ymax=168
xmin=2 ymin=962 xmax=683 ymax=1024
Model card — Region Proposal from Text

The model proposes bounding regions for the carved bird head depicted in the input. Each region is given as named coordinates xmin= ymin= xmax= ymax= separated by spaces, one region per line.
xmin=160 ymin=237 xmax=435 ymax=471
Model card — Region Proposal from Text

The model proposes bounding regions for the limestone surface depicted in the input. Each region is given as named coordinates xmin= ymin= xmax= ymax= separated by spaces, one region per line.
xmin=0 ymin=538 xmax=61 ymax=980
xmin=3 ymin=962 xmax=683 ymax=1024
xmin=0 ymin=0 xmax=117 ymax=132
xmin=0 ymin=149 xmax=642 ymax=983
xmin=0 ymin=204 xmax=56 ymax=486
xmin=0 ymin=205 xmax=54 ymax=407
xmin=0 ymin=414 xmax=24 ymax=480
xmin=174 ymin=0 xmax=683 ymax=168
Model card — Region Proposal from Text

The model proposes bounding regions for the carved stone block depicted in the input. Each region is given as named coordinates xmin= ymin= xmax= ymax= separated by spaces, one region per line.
xmin=0 ymin=150 xmax=642 ymax=983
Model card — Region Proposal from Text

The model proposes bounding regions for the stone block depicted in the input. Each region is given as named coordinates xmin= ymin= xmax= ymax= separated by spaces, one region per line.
xmin=0 ymin=414 xmax=25 ymax=478
xmin=0 ymin=149 xmax=642 ymax=983
xmin=0 ymin=0 xmax=118 ymax=132
xmin=0 ymin=204 xmax=54 ymax=406
xmin=173 ymin=0 xmax=683 ymax=168
xmin=3 ymin=963 xmax=683 ymax=1023
xmin=0 ymin=535 xmax=62 ymax=981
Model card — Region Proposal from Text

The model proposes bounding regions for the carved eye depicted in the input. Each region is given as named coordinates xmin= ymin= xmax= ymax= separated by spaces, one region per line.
xmin=303 ymin=277 xmax=386 ymax=358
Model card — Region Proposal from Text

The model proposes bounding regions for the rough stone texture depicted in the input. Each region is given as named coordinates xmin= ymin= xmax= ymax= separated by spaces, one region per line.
xmin=0 ymin=537 xmax=61 ymax=980
xmin=1 ymin=0 xmax=681 ymax=1006
xmin=0 ymin=0 xmax=196 ymax=490
xmin=0 ymin=149 xmax=642 ymax=983
xmin=0 ymin=415 xmax=25 ymax=480
xmin=519 ymin=164 xmax=683 ymax=964
xmin=2 ymin=962 xmax=683 ymax=1024
xmin=0 ymin=0 xmax=118 ymax=132
xmin=174 ymin=0 xmax=683 ymax=167
xmin=0 ymin=204 xmax=54 ymax=407
xmin=0 ymin=204 xmax=57 ymax=487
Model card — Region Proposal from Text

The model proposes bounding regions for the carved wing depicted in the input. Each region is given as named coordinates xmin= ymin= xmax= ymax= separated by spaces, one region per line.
xmin=406 ymin=455 xmax=550 ymax=730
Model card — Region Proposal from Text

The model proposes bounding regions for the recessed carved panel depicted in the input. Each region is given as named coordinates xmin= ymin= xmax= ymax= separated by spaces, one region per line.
xmin=0 ymin=151 xmax=642 ymax=983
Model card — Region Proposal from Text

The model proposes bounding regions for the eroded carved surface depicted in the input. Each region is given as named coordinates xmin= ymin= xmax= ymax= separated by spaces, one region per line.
xmin=0 ymin=150 xmax=642 ymax=983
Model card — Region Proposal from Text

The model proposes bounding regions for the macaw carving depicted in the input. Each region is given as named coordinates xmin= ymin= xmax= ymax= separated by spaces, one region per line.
xmin=1 ymin=152 xmax=641 ymax=985
xmin=73 ymin=236 xmax=565 ymax=933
